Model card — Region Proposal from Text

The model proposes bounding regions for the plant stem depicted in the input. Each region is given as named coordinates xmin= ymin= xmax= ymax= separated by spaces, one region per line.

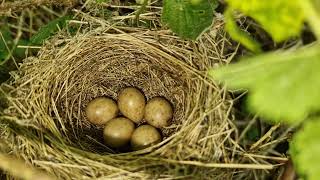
xmin=135 ymin=0 xmax=149 ymax=26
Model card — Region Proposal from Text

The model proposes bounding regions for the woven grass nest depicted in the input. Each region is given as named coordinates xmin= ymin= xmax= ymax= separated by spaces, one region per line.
xmin=0 ymin=22 xmax=237 ymax=179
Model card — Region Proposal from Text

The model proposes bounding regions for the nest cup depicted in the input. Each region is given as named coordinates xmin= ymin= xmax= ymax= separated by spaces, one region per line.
xmin=0 ymin=27 xmax=234 ymax=178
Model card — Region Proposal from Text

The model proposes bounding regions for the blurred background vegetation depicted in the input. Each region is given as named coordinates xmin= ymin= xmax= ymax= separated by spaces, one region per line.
xmin=0 ymin=0 xmax=295 ymax=150
xmin=0 ymin=1 xmax=74 ymax=82
xmin=1 ymin=1 xmax=308 ymax=179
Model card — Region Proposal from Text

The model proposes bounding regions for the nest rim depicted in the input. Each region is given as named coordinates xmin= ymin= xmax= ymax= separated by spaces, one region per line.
xmin=0 ymin=24 xmax=236 ymax=179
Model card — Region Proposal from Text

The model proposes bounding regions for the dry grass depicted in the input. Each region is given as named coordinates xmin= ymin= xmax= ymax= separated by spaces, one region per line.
xmin=0 ymin=0 xmax=77 ymax=16
xmin=0 ymin=18 xmax=237 ymax=179
xmin=0 ymin=2 xmax=290 ymax=180
xmin=0 ymin=0 xmax=73 ymax=84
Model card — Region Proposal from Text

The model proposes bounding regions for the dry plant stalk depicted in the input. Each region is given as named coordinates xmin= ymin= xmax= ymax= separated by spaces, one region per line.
xmin=0 ymin=23 xmax=236 ymax=178
xmin=0 ymin=152 xmax=54 ymax=180
xmin=0 ymin=0 xmax=77 ymax=15
xmin=0 ymin=13 xmax=283 ymax=178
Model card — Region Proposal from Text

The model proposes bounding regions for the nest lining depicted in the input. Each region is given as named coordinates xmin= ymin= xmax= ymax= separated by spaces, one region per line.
xmin=0 ymin=26 xmax=235 ymax=179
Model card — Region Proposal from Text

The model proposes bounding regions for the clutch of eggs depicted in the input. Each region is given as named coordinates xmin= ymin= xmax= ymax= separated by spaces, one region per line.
xmin=85 ymin=87 xmax=173 ymax=150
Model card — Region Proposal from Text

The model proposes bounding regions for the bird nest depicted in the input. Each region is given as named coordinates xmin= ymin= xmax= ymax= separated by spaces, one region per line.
xmin=0 ymin=22 xmax=237 ymax=179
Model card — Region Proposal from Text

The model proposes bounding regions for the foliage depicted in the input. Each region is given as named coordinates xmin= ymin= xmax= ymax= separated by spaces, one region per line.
xmin=225 ymin=0 xmax=305 ymax=42
xmin=0 ymin=0 xmax=319 ymax=179
xmin=161 ymin=0 xmax=320 ymax=179
xmin=0 ymin=25 xmax=28 ymax=62
xmin=162 ymin=0 xmax=218 ymax=40
xmin=0 ymin=26 xmax=11 ymax=61
xmin=209 ymin=1 xmax=320 ymax=123
xmin=205 ymin=0 xmax=320 ymax=179
xmin=210 ymin=45 xmax=320 ymax=124
xmin=30 ymin=16 xmax=72 ymax=45
xmin=0 ymin=15 xmax=70 ymax=81
xmin=291 ymin=118 xmax=320 ymax=180
xmin=224 ymin=9 xmax=261 ymax=53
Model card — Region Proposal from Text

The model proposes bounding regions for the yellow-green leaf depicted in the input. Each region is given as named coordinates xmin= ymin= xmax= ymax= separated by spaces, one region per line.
xmin=291 ymin=118 xmax=320 ymax=180
xmin=209 ymin=45 xmax=320 ymax=123
xmin=226 ymin=0 xmax=305 ymax=42
xmin=224 ymin=9 xmax=261 ymax=53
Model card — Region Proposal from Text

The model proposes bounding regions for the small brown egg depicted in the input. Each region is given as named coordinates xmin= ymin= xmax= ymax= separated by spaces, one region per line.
xmin=144 ymin=97 xmax=173 ymax=128
xmin=118 ymin=87 xmax=146 ymax=123
xmin=85 ymin=97 xmax=119 ymax=125
xmin=103 ymin=117 xmax=135 ymax=148
xmin=131 ymin=125 xmax=162 ymax=150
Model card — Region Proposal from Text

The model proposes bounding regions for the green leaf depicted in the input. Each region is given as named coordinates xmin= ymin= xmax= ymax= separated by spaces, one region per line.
xmin=224 ymin=9 xmax=261 ymax=53
xmin=30 ymin=16 xmax=72 ymax=45
xmin=162 ymin=0 xmax=218 ymax=40
xmin=209 ymin=45 xmax=320 ymax=123
xmin=291 ymin=118 xmax=320 ymax=180
xmin=13 ymin=39 xmax=29 ymax=59
xmin=246 ymin=127 xmax=259 ymax=141
xmin=225 ymin=0 xmax=305 ymax=42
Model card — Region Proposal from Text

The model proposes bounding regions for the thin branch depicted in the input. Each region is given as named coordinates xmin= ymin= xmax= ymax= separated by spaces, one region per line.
xmin=250 ymin=123 xmax=281 ymax=150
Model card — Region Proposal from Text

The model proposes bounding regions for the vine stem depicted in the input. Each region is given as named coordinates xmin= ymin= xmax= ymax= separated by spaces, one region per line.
xmin=301 ymin=1 xmax=320 ymax=40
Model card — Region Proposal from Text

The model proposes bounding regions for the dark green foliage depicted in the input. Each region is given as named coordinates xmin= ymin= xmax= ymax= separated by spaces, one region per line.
xmin=0 ymin=26 xmax=29 ymax=62
xmin=30 ymin=16 xmax=72 ymax=45
xmin=0 ymin=26 xmax=12 ymax=62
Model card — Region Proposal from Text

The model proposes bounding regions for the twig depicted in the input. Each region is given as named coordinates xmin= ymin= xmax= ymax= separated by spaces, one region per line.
xmin=17 ymin=45 xmax=42 ymax=49
xmin=102 ymin=4 xmax=162 ymax=10
xmin=159 ymin=158 xmax=275 ymax=170
xmin=0 ymin=0 xmax=77 ymax=16
xmin=257 ymin=137 xmax=288 ymax=150
xmin=0 ymin=32 xmax=18 ymax=68
xmin=0 ymin=153 xmax=54 ymax=180
xmin=238 ymin=115 xmax=258 ymax=141
xmin=243 ymin=153 xmax=288 ymax=162
xmin=250 ymin=123 xmax=281 ymax=150
xmin=135 ymin=0 xmax=150 ymax=26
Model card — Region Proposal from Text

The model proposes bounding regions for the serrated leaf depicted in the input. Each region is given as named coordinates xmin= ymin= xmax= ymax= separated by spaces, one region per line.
xmin=162 ymin=0 xmax=218 ymax=40
xmin=30 ymin=16 xmax=72 ymax=45
xmin=225 ymin=0 xmax=305 ymax=42
xmin=291 ymin=118 xmax=320 ymax=180
xmin=209 ymin=45 xmax=320 ymax=123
